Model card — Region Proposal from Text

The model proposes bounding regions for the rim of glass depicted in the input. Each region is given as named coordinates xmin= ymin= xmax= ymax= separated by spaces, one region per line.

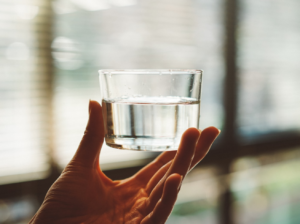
xmin=98 ymin=69 xmax=202 ymax=75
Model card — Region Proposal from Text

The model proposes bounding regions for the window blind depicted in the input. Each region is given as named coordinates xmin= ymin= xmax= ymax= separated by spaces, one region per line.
xmin=0 ymin=0 xmax=51 ymax=184
xmin=237 ymin=0 xmax=300 ymax=138
xmin=0 ymin=0 xmax=224 ymax=183
xmin=52 ymin=0 xmax=224 ymax=169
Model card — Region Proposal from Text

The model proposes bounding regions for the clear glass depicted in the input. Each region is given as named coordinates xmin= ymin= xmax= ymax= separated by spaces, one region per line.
xmin=99 ymin=69 xmax=202 ymax=151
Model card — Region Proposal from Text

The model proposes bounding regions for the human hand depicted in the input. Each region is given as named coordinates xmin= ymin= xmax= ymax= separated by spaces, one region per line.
xmin=29 ymin=100 xmax=220 ymax=224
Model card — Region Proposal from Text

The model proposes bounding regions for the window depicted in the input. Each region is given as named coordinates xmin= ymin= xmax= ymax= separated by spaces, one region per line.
xmin=168 ymin=166 xmax=220 ymax=224
xmin=1 ymin=0 xmax=300 ymax=224
xmin=0 ymin=0 xmax=223 ymax=182
xmin=0 ymin=0 xmax=50 ymax=184
xmin=237 ymin=0 xmax=300 ymax=139
xmin=231 ymin=148 xmax=300 ymax=224
xmin=52 ymin=0 xmax=224 ymax=169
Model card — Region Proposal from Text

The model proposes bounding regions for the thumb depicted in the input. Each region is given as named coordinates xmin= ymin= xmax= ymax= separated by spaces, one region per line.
xmin=71 ymin=100 xmax=105 ymax=168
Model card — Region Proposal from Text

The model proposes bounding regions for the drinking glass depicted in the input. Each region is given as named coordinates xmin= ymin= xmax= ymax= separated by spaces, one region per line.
xmin=99 ymin=69 xmax=202 ymax=151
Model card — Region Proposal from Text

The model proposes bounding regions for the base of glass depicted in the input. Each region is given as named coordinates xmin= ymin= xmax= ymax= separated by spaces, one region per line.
xmin=105 ymin=135 xmax=179 ymax=151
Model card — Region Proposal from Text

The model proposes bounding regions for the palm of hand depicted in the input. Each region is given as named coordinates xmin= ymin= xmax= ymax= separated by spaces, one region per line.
xmin=41 ymin=167 xmax=150 ymax=223
xmin=30 ymin=101 xmax=219 ymax=224
xmin=42 ymin=167 xmax=155 ymax=223
xmin=34 ymin=153 xmax=178 ymax=224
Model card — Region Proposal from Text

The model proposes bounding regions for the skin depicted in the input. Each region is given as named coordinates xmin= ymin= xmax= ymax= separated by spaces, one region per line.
xmin=29 ymin=100 xmax=220 ymax=224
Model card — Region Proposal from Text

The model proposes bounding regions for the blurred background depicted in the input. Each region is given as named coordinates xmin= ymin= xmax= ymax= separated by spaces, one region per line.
xmin=0 ymin=0 xmax=300 ymax=223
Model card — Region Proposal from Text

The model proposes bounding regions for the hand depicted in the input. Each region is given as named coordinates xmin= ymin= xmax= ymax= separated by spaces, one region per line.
xmin=29 ymin=100 xmax=220 ymax=224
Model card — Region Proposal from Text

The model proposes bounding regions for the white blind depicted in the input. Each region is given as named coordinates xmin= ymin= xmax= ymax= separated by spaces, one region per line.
xmin=0 ymin=0 xmax=51 ymax=184
xmin=238 ymin=0 xmax=300 ymax=137
xmin=52 ymin=0 xmax=224 ymax=169
xmin=0 ymin=0 xmax=223 ymax=183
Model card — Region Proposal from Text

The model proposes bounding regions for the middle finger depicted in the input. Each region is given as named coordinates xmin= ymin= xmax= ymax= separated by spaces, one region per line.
xmin=145 ymin=128 xmax=200 ymax=211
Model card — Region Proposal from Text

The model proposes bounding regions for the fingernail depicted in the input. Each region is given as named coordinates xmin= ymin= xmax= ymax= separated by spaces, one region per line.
xmin=178 ymin=175 xmax=183 ymax=190
xmin=218 ymin=129 xmax=221 ymax=133
xmin=89 ymin=100 xmax=92 ymax=114
xmin=198 ymin=129 xmax=202 ymax=135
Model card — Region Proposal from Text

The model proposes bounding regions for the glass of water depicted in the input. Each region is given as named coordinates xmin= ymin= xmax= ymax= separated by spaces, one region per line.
xmin=99 ymin=69 xmax=202 ymax=151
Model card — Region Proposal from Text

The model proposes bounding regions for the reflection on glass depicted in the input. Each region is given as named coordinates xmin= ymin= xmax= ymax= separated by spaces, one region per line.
xmin=231 ymin=148 xmax=300 ymax=224
xmin=237 ymin=0 xmax=300 ymax=138
xmin=53 ymin=0 xmax=224 ymax=169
